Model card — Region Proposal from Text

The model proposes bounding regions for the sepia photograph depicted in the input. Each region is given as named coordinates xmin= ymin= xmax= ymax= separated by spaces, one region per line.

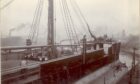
xmin=0 ymin=0 xmax=140 ymax=84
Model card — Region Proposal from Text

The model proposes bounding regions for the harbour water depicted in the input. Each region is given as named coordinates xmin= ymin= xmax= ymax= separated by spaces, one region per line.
xmin=75 ymin=52 xmax=135 ymax=84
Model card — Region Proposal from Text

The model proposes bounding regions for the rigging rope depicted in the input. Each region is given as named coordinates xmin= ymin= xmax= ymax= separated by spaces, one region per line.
xmin=69 ymin=0 xmax=89 ymax=36
xmin=59 ymin=0 xmax=73 ymax=45
xmin=31 ymin=0 xmax=42 ymax=41
xmin=34 ymin=0 xmax=44 ymax=43
xmin=0 ymin=0 xmax=15 ymax=10
xmin=61 ymin=0 xmax=80 ymax=45
xmin=28 ymin=0 xmax=40 ymax=39
xmin=62 ymin=0 xmax=75 ymax=44
xmin=70 ymin=0 xmax=96 ymax=40
xmin=28 ymin=0 xmax=44 ymax=44
xmin=63 ymin=0 xmax=80 ymax=45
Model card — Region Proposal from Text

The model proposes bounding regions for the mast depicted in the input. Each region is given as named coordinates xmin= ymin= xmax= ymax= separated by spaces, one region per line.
xmin=48 ymin=0 xmax=55 ymax=58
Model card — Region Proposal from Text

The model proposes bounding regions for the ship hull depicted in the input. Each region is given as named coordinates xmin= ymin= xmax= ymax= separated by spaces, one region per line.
xmin=41 ymin=43 xmax=121 ymax=84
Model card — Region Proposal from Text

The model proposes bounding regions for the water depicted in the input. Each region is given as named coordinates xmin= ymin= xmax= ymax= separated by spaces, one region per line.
xmin=75 ymin=52 xmax=134 ymax=84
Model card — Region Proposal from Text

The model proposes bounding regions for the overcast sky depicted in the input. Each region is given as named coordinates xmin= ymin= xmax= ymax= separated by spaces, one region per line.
xmin=0 ymin=0 xmax=139 ymax=41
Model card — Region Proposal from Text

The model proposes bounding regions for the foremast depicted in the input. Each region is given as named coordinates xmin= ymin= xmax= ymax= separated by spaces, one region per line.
xmin=47 ymin=0 xmax=56 ymax=58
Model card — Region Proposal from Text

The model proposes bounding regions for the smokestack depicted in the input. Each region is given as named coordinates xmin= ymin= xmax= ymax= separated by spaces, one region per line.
xmin=9 ymin=28 xmax=16 ymax=36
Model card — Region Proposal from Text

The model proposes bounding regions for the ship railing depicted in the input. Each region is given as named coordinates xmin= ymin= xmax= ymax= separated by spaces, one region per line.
xmin=1 ymin=41 xmax=115 ymax=51
xmin=1 ymin=42 xmax=116 ymax=69
xmin=1 ymin=42 xmax=115 ymax=59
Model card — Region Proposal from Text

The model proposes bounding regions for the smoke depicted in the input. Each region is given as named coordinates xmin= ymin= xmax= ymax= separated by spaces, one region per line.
xmin=16 ymin=23 xmax=28 ymax=30
xmin=10 ymin=23 xmax=28 ymax=31
xmin=9 ymin=23 xmax=30 ymax=36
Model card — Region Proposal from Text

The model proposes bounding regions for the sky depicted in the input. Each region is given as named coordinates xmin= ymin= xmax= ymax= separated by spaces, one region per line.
xmin=0 ymin=0 xmax=139 ymax=42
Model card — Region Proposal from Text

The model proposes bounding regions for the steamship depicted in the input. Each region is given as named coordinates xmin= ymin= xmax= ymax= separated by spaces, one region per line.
xmin=1 ymin=0 xmax=121 ymax=84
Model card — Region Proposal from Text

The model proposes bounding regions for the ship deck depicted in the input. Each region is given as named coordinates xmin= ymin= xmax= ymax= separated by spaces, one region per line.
xmin=1 ymin=49 xmax=103 ymax=76
xmin=1 ymin=60 xmax=41 ymax=75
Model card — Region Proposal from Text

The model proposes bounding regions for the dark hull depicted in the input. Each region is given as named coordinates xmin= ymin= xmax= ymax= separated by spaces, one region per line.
xmin=41 ymin=43 xmax=121 ymax=84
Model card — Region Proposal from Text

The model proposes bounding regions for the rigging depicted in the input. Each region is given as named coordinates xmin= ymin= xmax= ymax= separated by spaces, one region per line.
xmin=27 ymin=0 xmax=44 ymax=45
xmin=0 ymin=0 xmax=15 ymax=10
xmin=61 ymin=0 xmax=80 ymax=45
xmin=59 ymin=0 xmax=73 ymax=45
xmin=70 ymin=0 xmax=97 ymax=40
